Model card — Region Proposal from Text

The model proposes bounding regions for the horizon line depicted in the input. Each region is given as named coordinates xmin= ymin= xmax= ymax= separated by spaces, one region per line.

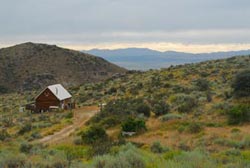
xmin=1 ymin=42 xmax=250 ymax=54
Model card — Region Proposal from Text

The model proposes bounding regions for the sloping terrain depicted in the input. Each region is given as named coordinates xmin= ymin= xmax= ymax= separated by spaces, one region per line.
xmin=74 ymin=55 xmax=250 ymax=108
xmin=0 ymin=42 xmax=126 ymax=93
xmin=0 ymin=56 xmax=249 ymax=167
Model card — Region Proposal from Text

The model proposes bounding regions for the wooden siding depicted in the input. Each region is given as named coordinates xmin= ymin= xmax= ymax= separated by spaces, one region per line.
xmin=36 ymin=88 xmax=60 ymax=111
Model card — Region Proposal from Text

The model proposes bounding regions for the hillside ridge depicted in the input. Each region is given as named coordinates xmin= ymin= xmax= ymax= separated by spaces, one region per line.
xmin=0 ymin=42 xmax=126 ymax=93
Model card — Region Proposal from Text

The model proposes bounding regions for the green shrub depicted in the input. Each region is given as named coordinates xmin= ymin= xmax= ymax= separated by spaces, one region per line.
xmin=99 ymin=116 xmax=120 ymax=129
xmin=92 ymin=143 xmax=145 ymax=168
xmin=33 ymin=155 xmax=68 ymax=168
xmin=38 ymin=115 xmax=50 ymax=121
xmin=212 ymin=102 xmax=231 ymax=115
xmin=240 ymin=135 xmax=250 ymax=149
xmin=20 ymin=142 xmax=33 ymax=153
xmin=121 ymin=118 xmax=146 ymax=133
xmin=194 ymin=78 xmax=210 ymax=91
xmin=2 ymin=117 xmax=14 ymax=127
xmin=231 ymin=128 xmax=241 ymax=133
xmin=88 ymin=140 xmax=113 ymax=156
xmin=107 ymin=87 xmax=117 ymax=94
xmin=0 ymin=153 xmax=27 ymax=168
xmin=242 ymin=150 xmax=250 ymax=161
xmin=168 ymin=150 xmax=216 ymax=168
xmin=73 ymin=137 xmax=83 ymax=145
xmin=187 ymin=122 xmax=203 ymax=134
xmin=205 ymin=122 xmax=223 ymax=127
xmin=51 ymin=160 xmax=67 ymax=168
xmin=178 ymin=125 xmax=186 ymax=133
xmin=172 ymin=94 xmax=197 ymax=113
xmin=99 ymin=98 xmax=150 ymax=123
xmin=152 ymin=101 xmax=170 ymax=116
xmin=150 ymin=141 xmax=169 ymax=153
xmin=31 ymin=131 xmax=41 ymax=139
xmin=80 ymin=125 xmax=112 ymax=156
xmin=163 ymin=150 xmax=182 ymax=160
xmin=213 ymin=136 xmax=250 ymax=149
xmin=81 ymin=125 xmax=108 ymax=145
xmin=206 ymin=91 xmax=213 ymax=102
xmin=65 ymin=111 xmax=73 ymax=119
xmin=36 ymin=122 xmax=53 ymax=128
xmin=56 ymin=145 xmax=88 ymax=160
xmin=227 ymin=105 xmax=250 ymax=125
xmin=172 ymin=85 xmax=191 ymax=93
xmin=136 ymin=103 xmax=151 ymax=117
xmin=225 ymin=149 xmax=241 ymax=156
xmin=0 ymin=129 xmax=10 ymax=141
xmin=232 ymin=70 xmax=250 ymax=97
xmin=178 ymin=141 xmax=190 ymax=151
xmin=18 ymin=123 xmax=32 ymax=135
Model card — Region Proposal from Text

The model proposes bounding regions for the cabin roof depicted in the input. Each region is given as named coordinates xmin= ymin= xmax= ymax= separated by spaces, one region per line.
xmin=36 ymin=84 xmax=72 ymax=101
xmin=47 ymin=84 xmax=72 ymax=101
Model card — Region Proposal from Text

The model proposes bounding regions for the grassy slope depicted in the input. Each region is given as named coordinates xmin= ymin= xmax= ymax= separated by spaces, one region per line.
xmin=0 ymin=55 xmax=249 ymax=167
xmin=74 ymin=56 xmax=250 ymax=159
xmin=75 ymin=56 xmax=249 ymax=106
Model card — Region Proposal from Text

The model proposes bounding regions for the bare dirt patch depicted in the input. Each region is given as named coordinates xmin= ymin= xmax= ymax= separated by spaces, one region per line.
xmin=36 ymin=106 xmax=99 ymax=145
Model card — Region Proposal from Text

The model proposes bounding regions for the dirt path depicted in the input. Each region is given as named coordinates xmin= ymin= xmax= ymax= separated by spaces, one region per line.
xmin=36 ymin=106 xmax=99 ymax=144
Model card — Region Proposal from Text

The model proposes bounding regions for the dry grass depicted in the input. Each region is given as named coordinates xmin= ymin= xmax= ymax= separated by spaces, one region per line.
xmin=127 ymin=115 xmax=250 ymax=151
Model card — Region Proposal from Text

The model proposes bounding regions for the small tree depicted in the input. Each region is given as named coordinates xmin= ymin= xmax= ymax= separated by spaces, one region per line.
xmin=232 ymin=70 xmax=250 ymax=98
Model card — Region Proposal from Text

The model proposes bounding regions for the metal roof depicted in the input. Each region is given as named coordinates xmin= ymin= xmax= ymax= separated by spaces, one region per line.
xmin=47 ymin=84 xmax=72 ymax=101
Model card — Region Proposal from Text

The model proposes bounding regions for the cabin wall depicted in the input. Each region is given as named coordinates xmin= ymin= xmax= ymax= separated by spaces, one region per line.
xmin=36 ymin=88 xmax=60 ymax=111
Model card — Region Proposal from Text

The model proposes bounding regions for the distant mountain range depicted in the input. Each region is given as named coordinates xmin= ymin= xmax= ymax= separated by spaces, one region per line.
xmin=0 ymin=43 xmax=126 ymax=93
xmin=84 ymin=48 xmax=250 ymax=70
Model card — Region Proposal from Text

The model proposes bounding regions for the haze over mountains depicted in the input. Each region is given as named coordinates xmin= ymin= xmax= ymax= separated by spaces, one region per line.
xmin=0 ymin=42 xmax=126 ymax=93
xmin=85 ymin=48 xmax=250 ymax=70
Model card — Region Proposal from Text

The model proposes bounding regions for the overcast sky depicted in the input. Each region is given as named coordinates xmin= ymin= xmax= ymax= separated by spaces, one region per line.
xmin=1 ymin=0 xmax=250 ymax=53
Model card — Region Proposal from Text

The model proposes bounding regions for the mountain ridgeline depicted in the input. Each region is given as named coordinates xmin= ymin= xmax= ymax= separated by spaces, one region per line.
xmin=0 ymin=43 xmax=126 ymax=93
xmin=85 ymin=48 xmax=250 ymax=70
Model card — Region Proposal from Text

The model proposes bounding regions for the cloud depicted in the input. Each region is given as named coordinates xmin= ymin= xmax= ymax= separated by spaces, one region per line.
xmin=1 ymin=29 xmax=250 ymax=44
xmin=0 ymin=0 xmax=250 ymax=52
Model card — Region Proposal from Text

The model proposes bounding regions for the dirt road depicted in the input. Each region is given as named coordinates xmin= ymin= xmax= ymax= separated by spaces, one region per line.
xmin=36 ymin=106 xmax=99 ymax=144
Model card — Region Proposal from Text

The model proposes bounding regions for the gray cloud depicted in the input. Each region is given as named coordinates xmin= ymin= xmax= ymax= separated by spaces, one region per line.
xmin=0 ymin=0 xmax=250 ymax=50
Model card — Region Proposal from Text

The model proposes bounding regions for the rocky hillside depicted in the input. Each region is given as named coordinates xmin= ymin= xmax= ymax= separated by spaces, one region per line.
xmin=0 ymin=42 xmax=126 ymax=93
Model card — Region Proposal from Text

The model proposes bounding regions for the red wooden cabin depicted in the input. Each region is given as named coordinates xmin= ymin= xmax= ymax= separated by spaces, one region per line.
xmin=34 ymin=84 xmax=73 ymax=112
